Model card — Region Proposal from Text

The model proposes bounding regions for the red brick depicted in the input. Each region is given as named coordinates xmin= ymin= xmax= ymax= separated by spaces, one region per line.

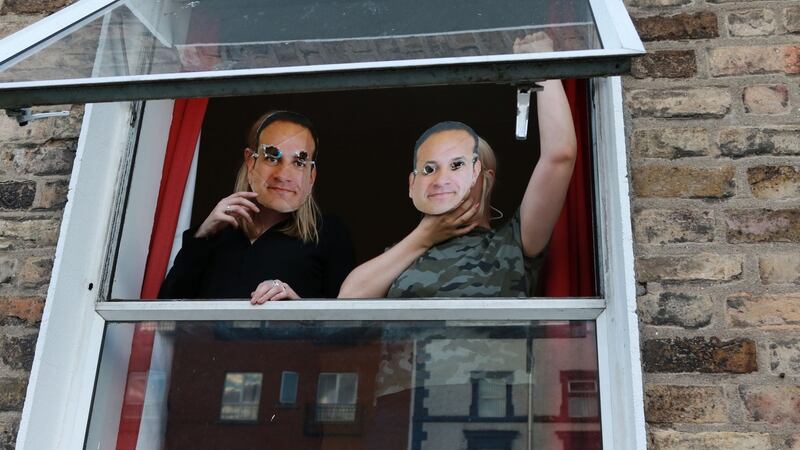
xmin=0 ymin=297 xmax=43 ymax=324
xmin=710 ymin=45 xmax=800 ymax=76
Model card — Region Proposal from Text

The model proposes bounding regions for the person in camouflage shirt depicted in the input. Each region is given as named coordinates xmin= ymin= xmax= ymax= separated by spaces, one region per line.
xmin=338 ymin=32 xmax=576 ymax=299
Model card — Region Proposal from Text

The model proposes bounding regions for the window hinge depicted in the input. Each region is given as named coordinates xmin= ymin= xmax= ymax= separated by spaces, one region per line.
xmin=515 ymin=83 xmax=544 ymax=141
xmin=5 ymin=107 xmax=70 ymax=126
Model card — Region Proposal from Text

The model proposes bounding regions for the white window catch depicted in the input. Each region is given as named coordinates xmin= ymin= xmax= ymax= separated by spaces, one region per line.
xmin=515 ymin=83 xmax=544 ymax=141
xmin=6 ymin=107 xmax=70 ymax=126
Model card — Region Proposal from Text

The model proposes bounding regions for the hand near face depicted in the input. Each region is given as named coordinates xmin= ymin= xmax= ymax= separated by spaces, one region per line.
xmin=413 ymin=197 xmax=481 ymax=248
xmin=250 ymin=279 xmax=300 ymax=304
xmin=513 ymin=31 xmax=555 ymax=54
xmin=194 ymin=191 xmax=260 ymax=239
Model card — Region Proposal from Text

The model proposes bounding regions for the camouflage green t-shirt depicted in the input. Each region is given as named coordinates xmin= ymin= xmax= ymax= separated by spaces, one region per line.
xmin=387 ymin=210 xmax=545 ymax=298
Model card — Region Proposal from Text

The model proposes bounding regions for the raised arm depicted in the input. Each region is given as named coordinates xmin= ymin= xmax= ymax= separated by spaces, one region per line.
xmin=518 ymin=78 xmax=577 ymax=257
xmin=338 ymin=199 xmax=479 ymax=298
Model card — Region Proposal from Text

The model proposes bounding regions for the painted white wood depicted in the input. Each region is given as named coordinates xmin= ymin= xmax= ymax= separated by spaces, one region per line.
xmin=84 ymin=322 xmax=135 ymax=450
xmin=0 ymin=0 xmax=117 ymax=63
xmin=593 ymin=76 xmax=646 ymax=449
xmin=16 ymin=102 xmax=135 ymax=450
xmin=96 ymin=299 xmax=607 ymax=321
xmin=112 ymin=100 xmax=173 ymax=299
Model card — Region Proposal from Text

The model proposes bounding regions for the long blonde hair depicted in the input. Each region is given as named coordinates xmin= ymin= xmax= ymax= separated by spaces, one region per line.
xmin=234 ymin=111 xmax=321 ymax=243
xmin=477 ymin=136 xmax=498 ymax=218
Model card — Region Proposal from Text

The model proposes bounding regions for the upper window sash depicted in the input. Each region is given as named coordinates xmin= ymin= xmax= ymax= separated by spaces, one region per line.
xmin=0 ymin=0 xmax=643 ymax=108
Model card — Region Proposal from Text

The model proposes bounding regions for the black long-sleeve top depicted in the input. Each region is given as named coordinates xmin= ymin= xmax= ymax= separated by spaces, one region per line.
xmin=158 ymin=216 xmax=355 ymax=299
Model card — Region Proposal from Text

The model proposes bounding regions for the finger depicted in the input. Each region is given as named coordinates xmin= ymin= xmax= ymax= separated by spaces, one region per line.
xmin=217 ymin=214 xmax=239 ymax=229
xmin=457 ymin=202 xmax=481 ymax=224
xmin=252 ymin=285 xmax=280 ymax=304
xmin=224 ymin=195 xmax=260 ymax=214
xmin=455 ymin=222 xmax=479 ymax=236
xmin=269 ymin=290 xmax=290 ymax=301
xmin=250 ymin=281 xmax=274 ymax=304
xmin=226 ymin=206 xmax=255 ymax=225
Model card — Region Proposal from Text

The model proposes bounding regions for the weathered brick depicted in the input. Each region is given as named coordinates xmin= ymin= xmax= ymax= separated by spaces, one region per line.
xmin=627 ymin=88 xmax=731 ymax=118
xmin=768 ymin=340 xmax=800 ymax=376
xmin=747 ymin=166 xmax=800 ymax=199
xmin=638 ymin=253 xmax=742 ymax=282
xmin=0 ymin=419 xmax=18 ymax=450
xmin=709 ymin=45 xmax=800 ymax=76
xmin=632 ymin=127 xmax=709 ymax=159
xmin=635 ymin=12 xmax=718 ymax=41
xmin=650 ymin=431 xmax=771 ymax=450
xmin=631 ymin=50 xmax=696 ymax=79
xmin=0 ymin=0 xmax=75 ymax=14
xmin=727 ymin=10 xmax=776 ymax=37
xmin=634 ymin=209 xmax=714 ymax=244
xmin=0 ymin=378 xmax=26 ymax=411
xmin=760 ymin=253 xmax=800 ymax=284
xmin=725 ymin=209 xmax=800 ymax=243
xmin=626 ymin=0 xmax=691 ymax=7
xmin=742 ymin=84 xmax=789 ymax=114
xmin=0 ymin=297 xmax=43 ymax=325
xmin=0 ymin=181 xmax=34 ymax=209
xmin=642 ymin=337 xmax=757 ymax=373
xmin=719 ymin=127 xmax=800 ymax=158
xmin=0 ymin=257 xmax=16 ymax=285
xmin=740 ymin=385 xmax=800 ymax=424
xmin=0 ymin=218 xmax=60 ymax=250
xmin=0 ymin=334 xmax=36 ymax=371
xmin=35 ymin=179 xmax=69 ymax=209
xmin=789 ymin=434 xmax=800 ymax=450
xmin=728 ymin=293 xmax=800 ymax=329
xmin=638 ymin=291 xmax=713 ymax=328
xmin=0 ymin=140 xmax=76 ymax=176
xmin=645 ymin=385 xmax=726 ymax=423
xmin=787 ymin=6 xmax=800 ymax=34
xmin=18 ymin=256 xmax=53 ymax=289
xmin=632 ymin=165 xmax=734 ymax=198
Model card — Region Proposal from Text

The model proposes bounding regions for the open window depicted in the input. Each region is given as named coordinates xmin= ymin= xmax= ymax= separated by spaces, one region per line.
xmin=1 ymin=0 xmax=645 ymax=449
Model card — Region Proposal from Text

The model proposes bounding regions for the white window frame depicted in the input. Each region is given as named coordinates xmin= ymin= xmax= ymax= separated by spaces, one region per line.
xmin=15 ymin=75 xmax=643 ymax=449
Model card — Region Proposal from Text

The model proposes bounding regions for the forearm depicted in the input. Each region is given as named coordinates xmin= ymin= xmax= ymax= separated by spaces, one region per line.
xmin=537 ymin=79 xmax=577 ymax=162
xmin=338 ymin=229 xmax=432 ymax=299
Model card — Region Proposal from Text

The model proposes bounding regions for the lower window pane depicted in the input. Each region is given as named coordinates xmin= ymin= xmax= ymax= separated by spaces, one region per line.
xmin=87 ymin=320 xmax=601 ymax=449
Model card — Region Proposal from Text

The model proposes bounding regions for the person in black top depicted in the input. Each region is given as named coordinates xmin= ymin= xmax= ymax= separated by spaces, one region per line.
xmin=159 ymin=111 xmax=354 ymax=302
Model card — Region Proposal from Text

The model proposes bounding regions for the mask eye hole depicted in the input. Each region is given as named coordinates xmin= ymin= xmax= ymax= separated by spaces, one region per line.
xmin=422 ymin=163 xmax=437 ymax=176
xmin=450 ymin=160 xmax=466 ymax=171
xmin=259 ymin=145 xmax=282 ymax=165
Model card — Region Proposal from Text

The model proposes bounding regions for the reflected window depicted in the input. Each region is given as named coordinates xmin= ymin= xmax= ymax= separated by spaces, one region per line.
xmin=316 ymin=372 xmax=358 ymax=422
xmin=279 ymin=371 xmax=299 ymax=405
xmin=220 ymin=372 xmax=262 ymax=422
xmin=473 ymin=372 xmax=513 ymax=418
xmin=565 ymin=373 xmax=599 ymax=419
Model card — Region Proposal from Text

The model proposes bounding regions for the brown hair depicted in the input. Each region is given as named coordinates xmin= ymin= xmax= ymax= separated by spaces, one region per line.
xmin=477 ymin=136 xmax=498 ymax=218
xmin=234 ymin=111 xmax=321 ymax=243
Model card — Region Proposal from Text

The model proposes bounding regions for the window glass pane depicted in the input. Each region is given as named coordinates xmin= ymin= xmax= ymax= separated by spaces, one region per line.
xmin=87 ymin=320 xmax=602 ymax=449
xmin=279 ymin=371 xmax=299 ymax=404
xmin=0 ymin=0 xmax=603 ymax=85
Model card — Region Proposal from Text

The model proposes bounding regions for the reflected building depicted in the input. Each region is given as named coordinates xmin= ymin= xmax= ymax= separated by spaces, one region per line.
xmin=160 ymin=322 xmax=600 ymax=450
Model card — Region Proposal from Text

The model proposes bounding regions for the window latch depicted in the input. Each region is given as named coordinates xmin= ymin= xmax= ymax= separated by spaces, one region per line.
xmin=5 ymin=107 xmax=70 ymax=126
xmin=515 ymin=84 xmax=544 ymax=141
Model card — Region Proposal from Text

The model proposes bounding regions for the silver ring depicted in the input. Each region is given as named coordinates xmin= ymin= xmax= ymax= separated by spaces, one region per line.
xmin=272 ymin=280 xmax=280 ymax=288
xmin=225 ymin=205 xmax=231 ymax=212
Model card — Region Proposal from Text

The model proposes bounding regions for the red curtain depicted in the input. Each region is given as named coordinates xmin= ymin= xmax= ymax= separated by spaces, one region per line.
xmin=115 ymin=98 xmax=208 ymax=450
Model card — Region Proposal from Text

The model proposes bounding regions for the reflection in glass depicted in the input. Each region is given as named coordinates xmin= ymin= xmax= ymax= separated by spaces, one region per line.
xmin=87 ymin=320 xmax=602 ymax=449
xmin=0 ymin=0 xmax=601 ymax=83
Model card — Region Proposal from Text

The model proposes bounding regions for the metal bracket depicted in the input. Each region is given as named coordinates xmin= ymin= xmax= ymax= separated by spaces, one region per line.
xmin=515 ymin=83 xmax=544 ymax=141
xmin=5 ymin=107 xmax=70 ymax=126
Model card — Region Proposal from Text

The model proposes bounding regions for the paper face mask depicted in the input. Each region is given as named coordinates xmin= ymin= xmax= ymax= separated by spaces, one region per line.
xmin=409 ymin=131 xmax=480 ymax=216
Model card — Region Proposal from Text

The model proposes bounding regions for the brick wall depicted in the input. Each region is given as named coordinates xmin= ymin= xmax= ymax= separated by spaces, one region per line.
xmin=0 ymin=1 xmax=80 ymax=447
xmin=623 ymin=0 xmax=800 ymax=447
xmin=0 ymin=0 xmax=798 ymax=449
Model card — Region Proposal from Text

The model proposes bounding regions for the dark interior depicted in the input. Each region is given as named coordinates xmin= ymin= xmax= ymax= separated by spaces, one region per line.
xmin=194 ymin=84 xmax=542 ymax=263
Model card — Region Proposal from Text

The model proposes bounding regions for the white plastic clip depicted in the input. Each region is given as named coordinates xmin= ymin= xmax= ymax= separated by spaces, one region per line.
xmin=515 ymin=83 xmax=544 ymax=141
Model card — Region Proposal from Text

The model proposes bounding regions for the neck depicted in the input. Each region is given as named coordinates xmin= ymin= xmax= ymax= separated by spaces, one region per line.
xmin=246 ymin=207 xmax=290 ymax=240
xmin=477 ymin=213 xmax=492 ymax=229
